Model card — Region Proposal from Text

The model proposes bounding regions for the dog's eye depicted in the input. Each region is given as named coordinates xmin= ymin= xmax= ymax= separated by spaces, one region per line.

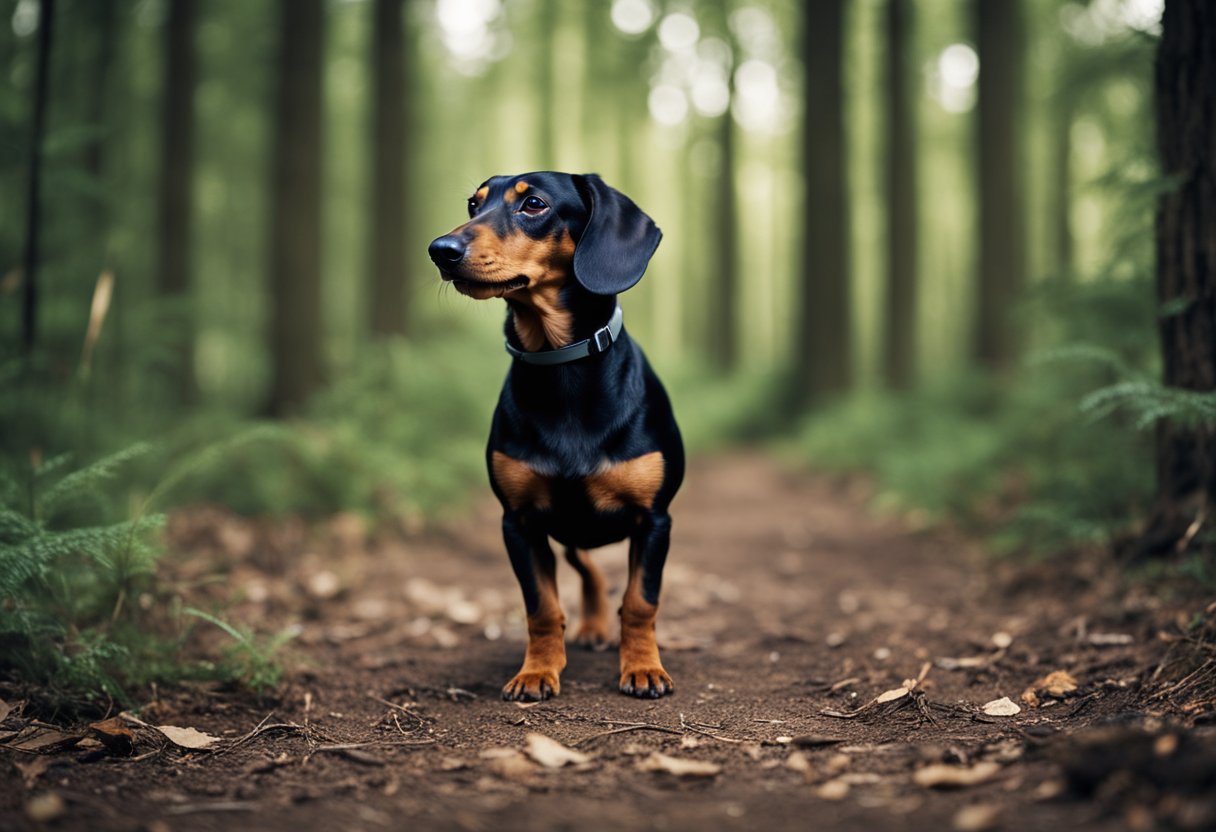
xmin=521 ymin=195 xmax=548 ymax=216
xmin=467 ymin=198 xmax=478 ymax=217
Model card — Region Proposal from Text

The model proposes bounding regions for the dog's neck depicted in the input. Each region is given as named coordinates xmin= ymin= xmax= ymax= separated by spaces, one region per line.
xmin=505 ymin=287 xmax=617 ymax=353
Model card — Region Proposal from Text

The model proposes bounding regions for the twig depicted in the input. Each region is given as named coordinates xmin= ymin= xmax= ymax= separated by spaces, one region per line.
xmin=572 ymin=723 xmax=681 ymax=747
xmin=678 ymin=713 xmax=749 ymax=744
xmin=367 ymin=692 xmax=429 ymax=724
xmin=313 ymin=740 xmax=434 ymax=753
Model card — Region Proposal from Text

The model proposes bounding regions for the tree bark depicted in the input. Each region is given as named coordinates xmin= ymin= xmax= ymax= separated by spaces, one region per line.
xmin=1142 ymin=0 xmax=1216 ymax=556
xmin=882 ymin=0 xmax=918 ymax=389
xmin=797 ymin=0 xmax=851 ymax=404
xmin=268 ymin=0 xmax=325 ymax=415
xmin=157 ymin=0 xmax=198 ymax=401
xmin=21 ymin=0 xmax=55 ymax=356
xmin=973 ymin=0 xmax=1026 ymax=371
xmin=368 ymin=0 xmax=409 ymax=337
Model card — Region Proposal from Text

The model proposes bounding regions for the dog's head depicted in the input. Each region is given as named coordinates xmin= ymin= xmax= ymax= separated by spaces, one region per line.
xmin=428 ymin=172 xmax=662 ymax=301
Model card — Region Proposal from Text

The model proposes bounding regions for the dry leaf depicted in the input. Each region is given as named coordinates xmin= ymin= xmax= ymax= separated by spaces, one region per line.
xmin=89 ymin=717 xmax=135 ymax=756
xmin=524 ymin=733 xmax=589 ymax=768
xmin=0 ymin=698 xmax=12 ymax=723
xmin=1034 ymin=670 xmax=1078 ymax=697
xmin=786 ymin=751 xmax=812 ymax=777
xmin=479 ymin=747 xmax=535 ymax=779
xmin=816 ymin=779 xmax=851 ymax=800
xmin=155 ymin=725 xmax=221 ymax=750
xmin=1020 ymin=688 xmax=1040 ymax=708
xmin=981 ymin=697 xmax=1021 ymax=717
xmin=914 ymin=761 xmax=1002 ymax=789
xmin=953 ymin=803 xmax=1000 ymax=831
xmin=637 ymin=752 xmax=721 ymax=777
xmin=24 ymin=792 xmax=65 ymax=823
xmin=1088 ymin=633 xmax=1133 ymax=646
xmin=875 ymin=686 xmax=910 ymax=704
xmin=7 ymin=725 xmax=82 ymax=754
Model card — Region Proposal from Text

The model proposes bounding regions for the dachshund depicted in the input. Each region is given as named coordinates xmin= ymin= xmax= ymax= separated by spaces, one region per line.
xmin=428 ymin=172 xmax=683 ymax=700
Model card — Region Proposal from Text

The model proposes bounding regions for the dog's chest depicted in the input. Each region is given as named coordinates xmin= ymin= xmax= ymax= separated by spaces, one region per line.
xmin=491 ymin=451 xmax=664 ymax=514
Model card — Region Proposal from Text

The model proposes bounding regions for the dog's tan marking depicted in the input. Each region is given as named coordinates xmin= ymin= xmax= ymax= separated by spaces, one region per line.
xmin=565 ymin=548 xmax=611 ymax=648
xmin=618 ymin=542 xmax=672 ymax=696
xmin=503 ymin=549 xmax=566 ymax=700
xmin=585 ymin=452 xmax=665 ymax=512
xmin=491 ymin=451 xmax=551 ymax=510
xmin=474 ymin=185 xmax=488 ymax=202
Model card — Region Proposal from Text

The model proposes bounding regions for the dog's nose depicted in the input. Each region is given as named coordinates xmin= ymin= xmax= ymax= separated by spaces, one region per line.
xmin=428 ymin=235 xmax=466 ymax=267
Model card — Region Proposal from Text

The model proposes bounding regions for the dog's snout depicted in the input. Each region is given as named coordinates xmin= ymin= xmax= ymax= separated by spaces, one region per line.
xmin=429 ymin=235 xmax=466 ymax=268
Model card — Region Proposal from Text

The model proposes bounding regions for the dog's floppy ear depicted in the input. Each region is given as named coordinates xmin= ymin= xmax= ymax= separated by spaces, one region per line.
xmin=572 ymin=174 xmax=662 ymax=295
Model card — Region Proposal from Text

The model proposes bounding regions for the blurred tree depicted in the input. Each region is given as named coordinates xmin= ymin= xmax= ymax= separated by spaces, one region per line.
xmin=268 ymin=0 xmax=325 ymax=415
xmin=974 ymin=0 xmax=1026 ymax=371
xmin=882 ymin=0 xmax=917 ymax=388
xmin=21 ymin=0 xmax=56 ymax=355
xmin=536 ymin=0 xmax=557 ymax=167
xmin=84 ymin=0 xmax=117 ymax=225
xmin=368 ymin=0 xmax=410 ymax=337
xmin=707 ymin=0 xmax=738 ymax=373
xmin=1144 ymin=0 xmax=1215 ymax=556
xmin=797 ymin=0 xmax=851 ymax=403
xmin=157 ymin=0 xmax=198 ymax=401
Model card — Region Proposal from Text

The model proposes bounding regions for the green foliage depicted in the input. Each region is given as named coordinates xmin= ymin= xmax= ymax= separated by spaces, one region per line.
xmin=171 ymin=329 xmax=501 ymax=519
xmin=0 ymin=445 xmax=169 ymax=705
xmin=183 ymin=608 xmax=295 ymax=693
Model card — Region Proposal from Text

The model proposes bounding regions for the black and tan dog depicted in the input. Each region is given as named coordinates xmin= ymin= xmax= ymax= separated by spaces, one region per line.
xmin=428 ymin=172 xmax=683 ymax=700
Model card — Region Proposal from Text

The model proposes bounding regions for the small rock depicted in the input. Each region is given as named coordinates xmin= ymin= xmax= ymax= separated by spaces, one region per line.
xmin=25 ymin=793 xmax=65 ymax=823
xmin=982 ymin=697 xmax=1021 ymax=717
xmin=953 ymin=803 xmax=1000 ymax=831
xmin=816 ymin=779 xmax=851 ymax=800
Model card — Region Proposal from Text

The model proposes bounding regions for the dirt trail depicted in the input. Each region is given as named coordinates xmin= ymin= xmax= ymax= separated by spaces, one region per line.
xmin=3 ymin=453 xmax=1213 ymax=831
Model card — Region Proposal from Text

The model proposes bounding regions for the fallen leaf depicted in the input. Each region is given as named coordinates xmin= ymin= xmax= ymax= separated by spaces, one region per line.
xmin=981 ymin=697 xmax=1021 ymax=717
xmin=0 ymin=698 xmax=12 ymax=723
xmin=953 ymin=803 xmax=1000 ymax=831
xmin=637 ymin=752 xmax=721 ymax=778
xmin=914 ymin=761 xmax=1002 ymax=789
xmin=479 ymin=747 xmax=536 ymax=779
xmin=89 ymin=717 xmax=135 ymax=756
xmin=524 ymin=733 xmax=589 ymax=768
xmin=1088 ymin=633 xmax=1133 ymax=646
xmin=875 ymin=686 xmax=910 ymax=704
xmin=7 ymin=725 xmax=82 ymax=754
xmin=786 ymin=751 xmax=812 ymax=777
xmin=791 ymin=734 xmax=845 ymax=748
xmin=1020 ymin=688 xmax=1040 ymax=708
xmin=1033 ymin=670 xmax=1079 ymax=698
xmin=936 ymin=656 xmax=991 ymax=671
xmin=816 ymin=779 xmax=850 ymax=800
xmin=24 ymin=792 xmax=65 ymax=823
xmin=155 ymin=725 xmax=221 ymax=750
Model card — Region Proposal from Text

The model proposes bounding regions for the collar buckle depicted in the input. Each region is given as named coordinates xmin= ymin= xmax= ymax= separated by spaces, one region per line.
xmin=591 ymin=326 xmax=614 ymax=354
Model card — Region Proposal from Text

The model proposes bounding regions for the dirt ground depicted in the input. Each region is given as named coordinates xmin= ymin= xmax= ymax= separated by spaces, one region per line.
xmin=3 ymin=452 xmax=1215 ymax=831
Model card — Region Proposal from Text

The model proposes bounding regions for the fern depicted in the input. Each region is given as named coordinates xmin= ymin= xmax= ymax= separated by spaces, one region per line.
xmin=1080 ymin=381 xmax=1216 ymax=430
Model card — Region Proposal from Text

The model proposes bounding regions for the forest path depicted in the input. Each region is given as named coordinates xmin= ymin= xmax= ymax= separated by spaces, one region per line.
xmin=5 ymin=452 xmax=1206 ymax=831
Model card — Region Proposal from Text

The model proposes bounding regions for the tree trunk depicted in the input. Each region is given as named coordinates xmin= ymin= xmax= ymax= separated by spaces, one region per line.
xmin=157 ymin=0 xmax=197 ymax=401
xmin=796 ymin=0 xmax=851 ymax=404
xmin=21 ymin=0 xmax=55 ymax=356
xmin=536 ymin=0 xmax=557 ymax=167
xmin=882 ymin=0 xmax=917 ymax=389
xmin=1051 ymin=90 xmax=1074 ymax=281
xmin=369 ymin=0 xmax=409 ymax=337
xmin=1142 ymin=0 xmax=1216 ymax=557
xmin=973 ymin=0 xmax=1026 ymax=371
xmin=268 ymin=0 xmax=325 ymax=415
xmin=708 ymin=108 xmax=739 ymax=372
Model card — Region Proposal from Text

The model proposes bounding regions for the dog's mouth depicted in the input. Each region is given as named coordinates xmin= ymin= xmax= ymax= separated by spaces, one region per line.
xmin=442 ymin=272 xmax=530 ymax=298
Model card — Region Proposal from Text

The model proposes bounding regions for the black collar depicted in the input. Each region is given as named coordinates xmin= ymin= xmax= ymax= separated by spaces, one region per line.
xmin=505 ymin=305 xmax=624 ymax=366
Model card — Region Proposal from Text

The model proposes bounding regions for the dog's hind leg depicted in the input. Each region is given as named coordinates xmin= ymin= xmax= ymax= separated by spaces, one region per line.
xmin=618 ymin=512 xmax=674 ymax=698
xmin=563 ymin=547 xmax=611 ymax=650
xmin=501 ymin=512 xmax=567 ymax=701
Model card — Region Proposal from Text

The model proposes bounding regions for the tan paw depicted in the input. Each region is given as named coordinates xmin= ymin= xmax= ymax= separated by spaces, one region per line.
xmin=571 ymin=620 xmax=611 ymax=651
xmin=619 ymin=664 xmax=673 ymax=699
xmin=502 ymin=669 xmax=560 ymax=701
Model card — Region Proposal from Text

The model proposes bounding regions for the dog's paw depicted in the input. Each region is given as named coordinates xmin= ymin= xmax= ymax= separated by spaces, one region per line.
xmin=571 ymin=621 xmax=612 ymax=651
xmin=502 ymin=670 xmax=560 ymax=702
xmin=619 ymin=665 xmax=673 ymax=699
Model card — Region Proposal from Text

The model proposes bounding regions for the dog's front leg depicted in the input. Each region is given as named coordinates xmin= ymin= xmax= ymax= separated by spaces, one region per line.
xmin=501 ymin=511 xmax=567 ymax=701
xmin=619 ymin=511 xmax=674 ymax=698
